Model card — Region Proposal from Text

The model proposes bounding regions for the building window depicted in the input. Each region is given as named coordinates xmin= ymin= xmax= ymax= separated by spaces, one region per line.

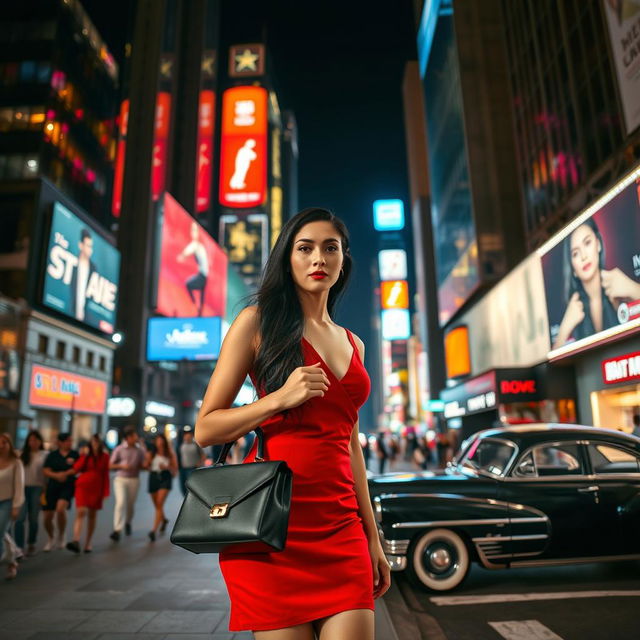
xmin=86 ymin=351 xmax=94 ymax=367
xmin=38 ymin=334 xmax=49 ymax=355
xmin=72 ymin=345 xmax=81 ymax=363
xmin=56 ymin=341 xmax=65 ymax=359
xmin=99 ymin=355 xmax=106 ymax=372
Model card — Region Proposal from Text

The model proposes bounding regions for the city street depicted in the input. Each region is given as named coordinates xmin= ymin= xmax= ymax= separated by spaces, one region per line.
xmin=0 ymin=473 xmax=398 ymax=640
xmin=385 ymin=561 xmax=640 ymax=640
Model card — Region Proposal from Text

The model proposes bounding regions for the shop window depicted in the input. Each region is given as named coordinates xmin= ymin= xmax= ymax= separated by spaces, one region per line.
xmin=530 ymin=443 xmax=584 ymax=476
xmin=86 ymin=351 xmax=94 ymax=367
xmin=24 ymin=156 xmax=38 ymax=177
xmin=36 ymin=62 xmax=51 ymax=84
xmin=7 ymin=155 xmax=23 ymax=178
xmin=4 ymin=63 xmax=18 ymax=85
xmin=19 ymin=61 xmax=36 ymax=83
xmin=588 ymin=444 xmax=640 ymax=475
xmin=72 ymin=345 xmax=81 ymax=364
xmin=0 ymin=109 xmax=12 ymax=132
xmin=38 ymin=334 xmax=49 ymax=355
xmin=55 ymin=341 xmax=65 ymax=359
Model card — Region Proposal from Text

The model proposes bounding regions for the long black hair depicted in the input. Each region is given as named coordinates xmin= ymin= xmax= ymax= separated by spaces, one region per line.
xmin=20 ymin=429 xmax=44 ymax=466
xmin=563 ymin=217 xmax=617 ymax=339
xmin=252 ymin=207 xmax=352 ymax=394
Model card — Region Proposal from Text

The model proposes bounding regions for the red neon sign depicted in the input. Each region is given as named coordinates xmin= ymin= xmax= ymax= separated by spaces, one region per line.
xmin=151 ymin=92 xmax=171 ymax=201
xmin=602 ymin=351 xmax=640 ymax=385
xmin=196 ymin=90 xmax=215 ymax=212
xmin=219 ymin=86 xmax=267 ymax=208
xmin=500 ymin=379 xmax=537 ymax=395
xmin=111 ymin=99 xmax=129 ymax=217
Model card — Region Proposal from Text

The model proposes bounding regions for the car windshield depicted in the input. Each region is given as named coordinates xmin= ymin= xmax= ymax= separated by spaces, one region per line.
xmin=458 ymin=438 xmax=516 ymax=477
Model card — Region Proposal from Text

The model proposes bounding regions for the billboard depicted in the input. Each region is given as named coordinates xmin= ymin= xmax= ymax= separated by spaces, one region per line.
xmin=111 ymin=99 xmax=129 ymax=217
xmin=43 ymin=202 xmax=120 ymax=334
xmin=381 ymin=309 xmax=410 ymax=341
xmin=219 ymin=86 xmax=268 ymax=208
xmin=147 ymin=316 xmax=222 ymax=361
xmin=29 ymin=364 xmax=107 ymax=414
xmin=156 ymin=193 xmax=227 ymax=318
xmin=602 ymin=0 xmax=640 ymax=134
xmin=378 ymin=249 xmax=407 ymax=280
xmin=219 ymin=213 xmax=268 ymax=285
xmin=541 ymin=172 xmax=640 ymax=356
xmin=373 ymin=199 xmax=405 ymax=231
xmin=151 ymin=91 xmax=172 ymax=201
xmin=195 ymin=89 xmax=215 ymax=212
xmin=381 ymin=280 xmax=409 ymax=310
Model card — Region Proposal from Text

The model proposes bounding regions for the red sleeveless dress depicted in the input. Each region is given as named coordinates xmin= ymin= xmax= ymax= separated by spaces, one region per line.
xmin=219 ymin=329 xmax=374 ymax=632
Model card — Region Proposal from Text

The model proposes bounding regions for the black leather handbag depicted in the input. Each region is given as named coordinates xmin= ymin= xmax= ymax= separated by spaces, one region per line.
xmin=170 ymin=427 xmax=292 ymax=554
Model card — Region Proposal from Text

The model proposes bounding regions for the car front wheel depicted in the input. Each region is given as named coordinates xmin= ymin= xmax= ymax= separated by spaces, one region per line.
xmin=407 ymin=528 xmax=470 ymax=591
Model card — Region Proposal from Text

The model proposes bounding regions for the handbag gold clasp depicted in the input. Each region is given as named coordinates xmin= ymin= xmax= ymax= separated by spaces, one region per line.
xmin=210 ymin=503 xmax=229 ymax=518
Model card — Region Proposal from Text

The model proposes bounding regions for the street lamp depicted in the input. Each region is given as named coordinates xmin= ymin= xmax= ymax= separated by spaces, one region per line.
xmin=112 ymin=332 xmax=124 ymax=345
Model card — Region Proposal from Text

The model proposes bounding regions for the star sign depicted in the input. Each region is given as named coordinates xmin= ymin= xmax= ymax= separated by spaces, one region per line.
xmin=235 ymin=48 xmax=259 ymax=72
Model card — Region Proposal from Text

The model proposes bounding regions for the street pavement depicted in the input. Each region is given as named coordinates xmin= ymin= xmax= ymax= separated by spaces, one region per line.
xmin=0 ymin=471 xmax=398 ymax=640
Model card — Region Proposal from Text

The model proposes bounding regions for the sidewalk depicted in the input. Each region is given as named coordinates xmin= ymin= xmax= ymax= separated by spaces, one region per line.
xmin=0 ymin=473 xmax=399 ymax=639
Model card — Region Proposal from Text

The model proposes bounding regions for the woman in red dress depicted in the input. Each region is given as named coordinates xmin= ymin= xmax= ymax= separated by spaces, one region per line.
xmin=65 ymin=435 xmax=110 ymax=553
xmin=195 ymin=208 xmax=391 ymax=639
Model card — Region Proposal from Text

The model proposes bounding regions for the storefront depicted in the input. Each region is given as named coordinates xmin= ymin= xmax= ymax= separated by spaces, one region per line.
xmin=441 ymin=365 xmax=577 ymax=440
xmin=18 ymin=311 xmax=113 ymax=446
xmin=572 ymin=335 xmax=640 ymax=433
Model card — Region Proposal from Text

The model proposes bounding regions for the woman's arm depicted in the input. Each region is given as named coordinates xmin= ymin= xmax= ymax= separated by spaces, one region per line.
xmin=194 ymin=305 xmax=330 ymax=447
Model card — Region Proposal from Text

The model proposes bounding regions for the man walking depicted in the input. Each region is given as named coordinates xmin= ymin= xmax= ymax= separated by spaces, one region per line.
xmin=42 ymin=433 xmax=79 ymax=551
xmin=109 ymin=426 xmax=146 ymax=541
xmin=178 ymin=428 xmax=205 ymax=496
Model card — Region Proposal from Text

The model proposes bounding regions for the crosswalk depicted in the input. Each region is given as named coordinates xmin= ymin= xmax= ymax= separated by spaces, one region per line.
xmin=489 ymin=620 xmax=564 ymax=640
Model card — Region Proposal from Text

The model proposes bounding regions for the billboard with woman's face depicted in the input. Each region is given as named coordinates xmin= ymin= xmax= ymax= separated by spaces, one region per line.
xmin=541 ymin=176 xmax=640 ymax=354
xmin=156 ymin=193 xmax=227 ymax=318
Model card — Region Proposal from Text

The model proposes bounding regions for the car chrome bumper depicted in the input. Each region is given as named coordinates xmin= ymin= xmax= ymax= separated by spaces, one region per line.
xmin=378 ymin=527 xmax=409 ymax=572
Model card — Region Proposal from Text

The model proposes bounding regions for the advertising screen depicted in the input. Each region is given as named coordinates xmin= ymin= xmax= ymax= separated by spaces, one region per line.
xmin=541 ymin=173 xmax=640 ymax=355
xmin=43 ymin=202 xmax=120 ymax=334
xmin=219 ymin=213 xmax=268 ymax=283
xmin=378 ymin=249 xmax=407 ymax=280
xmin=381 ymin=280 xmax=409 ymax=310
xmin=29 ymin=364 xmax=107 ymax=414
xmin=147 ymin=316 xmax=221 ymax=361
xmin=373 ymin=200 xmax=404 ymax=231
xmin=381 ymin=309 xmax=410 ymax=341
xmin=196 ymin=89 xmax=215 ymax=212
xmin=156 ymin=193 xmax=227 ymax=318
xmin=219 ymin=86 xmax=268 ymax=208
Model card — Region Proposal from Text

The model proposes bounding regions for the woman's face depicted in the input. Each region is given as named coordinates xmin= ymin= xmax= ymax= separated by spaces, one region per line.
xmin=28 ymin=434 xmax=40 ymax=451
xmin=0 ymin=436 xmax=9 ymax=456
xmin=290 ymin=221 xmax=344 ymax=293
xmin=570 ymin=224 xmax=600 ymax=283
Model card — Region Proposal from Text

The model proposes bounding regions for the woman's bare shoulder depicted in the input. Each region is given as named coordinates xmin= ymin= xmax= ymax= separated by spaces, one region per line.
xmin=347 ymin=329 xmax=365 ymax=359
xmin=227 ymin=305 xmax=260 ymax=350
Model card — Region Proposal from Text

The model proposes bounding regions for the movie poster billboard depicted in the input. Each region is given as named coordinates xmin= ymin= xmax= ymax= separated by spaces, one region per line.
xmin=43 ymin=202 xmax=120 ymax=334
xmin=147 ymin=316 xmax=222 ymax=361
xmin=219 ymin=213 xmax=268 ymax=286
xmin=602 ymin=0 xmax=640 ymax=134
xmin=541 ymin=173 xmax=640 ymax=354
xmin=156 ymin=193 xmax=227 ymax=318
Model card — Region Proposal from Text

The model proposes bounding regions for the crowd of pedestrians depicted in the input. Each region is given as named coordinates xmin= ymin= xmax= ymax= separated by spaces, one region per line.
xmin=0 ymin=425 xmax=207 ymax=581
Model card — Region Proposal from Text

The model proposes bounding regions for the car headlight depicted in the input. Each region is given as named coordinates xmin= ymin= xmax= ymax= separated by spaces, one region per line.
xmin=373 ymin=496 xmax=383 ymax=523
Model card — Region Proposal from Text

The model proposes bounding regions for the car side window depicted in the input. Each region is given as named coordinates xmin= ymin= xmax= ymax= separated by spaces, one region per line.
xmin=513 ymin=451 xmax=536 ymax=477
xmin=588 ymin=444 xmax=640 ymax=475
xmin=530 ymin=443 xmax=585 ymax=477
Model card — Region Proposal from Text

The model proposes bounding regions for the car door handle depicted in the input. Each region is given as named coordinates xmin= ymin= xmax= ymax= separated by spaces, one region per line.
xmin=578 ymin=485 xmax=599 ymax=493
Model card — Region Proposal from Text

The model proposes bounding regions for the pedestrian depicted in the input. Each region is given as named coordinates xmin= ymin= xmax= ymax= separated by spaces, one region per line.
xmin=65 ymin=435 xmax=110 ymax=553
xmin=109 ymin=425 xmax=146 ymax=541
xmin=0 ymin=432 xmax=25 ymax=579
xmin=178 ymin=428 xmax=205 ymax=496
xmin=376 ymin=431 xmax=389 ymax=475
xmin=146 ymin=433 xmax=177 ymax=542
xmin=632 ymin=414 xmax=640 ymax=438
xmin=42 ymin=433 xmax=78 ymax=551
xmin=195 ymin=208 xmax=391 ymax=636
xmin=15 ymin=430 xmax=47 ymax=556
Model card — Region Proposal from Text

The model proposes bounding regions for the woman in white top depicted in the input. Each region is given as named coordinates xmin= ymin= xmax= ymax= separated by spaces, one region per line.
xmin=15 ymin=430 xmax=47 ymax=555
xmin=145 ymin=434 xmax=177 ymax=542
xmin=0 ymin=432 xmax=25 ymax=579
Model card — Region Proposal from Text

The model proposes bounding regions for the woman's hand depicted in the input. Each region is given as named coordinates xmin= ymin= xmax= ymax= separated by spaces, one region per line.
xmin=370 ymin=540 xmax=391 ymax=599
xmin=602 ymin=268 xmax=640 ymax=302
xmin=272 ymin=362 xmax=330 ymax=411
xmin=10 ymin=507 xmax=19 ymax=520
xmin=553 ymin=292 xmax=585 ymax=348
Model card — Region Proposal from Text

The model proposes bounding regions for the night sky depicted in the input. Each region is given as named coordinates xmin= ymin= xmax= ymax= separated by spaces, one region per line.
xmin=83 ymin=0 xmax=418 ymax=429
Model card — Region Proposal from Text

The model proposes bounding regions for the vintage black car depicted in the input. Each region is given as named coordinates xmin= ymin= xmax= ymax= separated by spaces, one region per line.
xmin=369 ymin=424 xmax=640 ymax=591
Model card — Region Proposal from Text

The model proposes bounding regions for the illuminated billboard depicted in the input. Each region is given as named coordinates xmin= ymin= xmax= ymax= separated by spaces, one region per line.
xmin=111 ymin=99 xmax=129 ymax=218
xmin=381 ymin=309 xmax=411 ymax=340
xmin=196 ymin=89 xmax=215 ymax=212
xmin=43 ymin=202 xmax=120 ymax=334
xmin=381 ymin=280 xmax=409 ymax=310
xmin=219 ymin=213 xmax=268 ymax=284
xmin=219 ymin=86 xmax=268 ymax=208
xmin=156 ymin=193 xmax=227 ymax=318
xmin=147 ymin=316 xmax=222 ymax=361
xmin=378 ymin=249 xmax=407 ymax=280
xmin=373 ymin=199 xmax=404 ymax=231
xmin=151 ymin=91 xmax=172 ymax=201
xmin=541 ymin=167 xmax=640 ymax=358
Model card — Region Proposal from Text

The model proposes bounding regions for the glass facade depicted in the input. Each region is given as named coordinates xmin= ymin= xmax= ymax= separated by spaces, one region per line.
xmin=0 ymin=0 xmax=118 ymax=223
xmin=502 ymin=0 xmax=624 ymax=243
xmin=423 ymin=13 xmax=478 ymax=325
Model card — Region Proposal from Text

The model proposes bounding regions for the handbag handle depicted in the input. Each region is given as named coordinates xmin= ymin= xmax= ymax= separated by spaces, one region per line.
xmin=214 ymin=427 xmax=265 ymax=466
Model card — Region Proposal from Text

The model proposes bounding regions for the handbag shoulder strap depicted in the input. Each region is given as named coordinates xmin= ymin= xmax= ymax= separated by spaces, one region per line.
xmin=214 ymin=427 xmax=265 ymax=466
